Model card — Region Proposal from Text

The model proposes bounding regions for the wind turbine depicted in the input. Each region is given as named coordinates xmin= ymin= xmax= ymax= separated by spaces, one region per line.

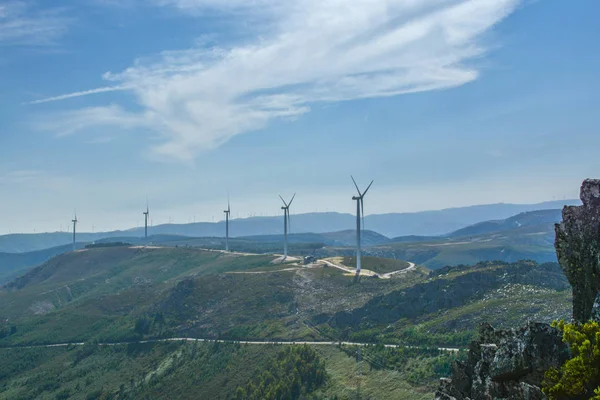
xmin=143 ymin=199 xmax=150 ymax=241
xmin=72 ymin=211 xmax=78 ymax=252
xmin=351 ymin=176 xmax=373 ymax=275
xmin=224 ymin=195 xmax=231 ymax=252
xmin=279 ymin=193 xmax=296 ymax=260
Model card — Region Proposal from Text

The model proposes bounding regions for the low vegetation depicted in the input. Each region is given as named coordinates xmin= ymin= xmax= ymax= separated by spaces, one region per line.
xmin=84 ymin=242 xmax=132 ymax=249
xmin=543 ymin=320 xmax=600 ymax=399
xmin=0 ymin=246 xmax=573 ymax=398
xmin=339 ymin=256 xmax=410 ymax=274
xmin=339 ymin=344 xmax=467 ymax=388
xmin=235 ymin=345 xmax=326 ymax=400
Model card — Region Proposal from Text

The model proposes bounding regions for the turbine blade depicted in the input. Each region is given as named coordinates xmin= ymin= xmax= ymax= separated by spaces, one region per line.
xmin=287 ymin=210 xmax=291 ymax=234
xmin=351 ymin=175 xmax=361 ymax=195
xmin=363 ymin=180 xmax=374 ymax=197
xmin=288 ymin=193 xmax=296 ymax=207
xmin=279 ymin=194 xmax=288 ymax=207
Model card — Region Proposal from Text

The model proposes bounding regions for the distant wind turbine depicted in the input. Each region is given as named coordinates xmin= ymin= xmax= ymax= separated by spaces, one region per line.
xmin=279 ymin=193 xmax=296 ymax=259
xmin=143 ymin=198 xmax=150 ymax=241
xmin=351 ymin=176 xmax=374 ymax=275
xmin=224 ymin=195 xmax=231 ymax=252
xmin=72 ymin=211 xmax=78 ymax=252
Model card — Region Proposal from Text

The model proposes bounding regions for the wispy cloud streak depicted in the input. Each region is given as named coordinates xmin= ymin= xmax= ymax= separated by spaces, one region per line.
xmin=27 ymin=86 xmax=129 ymax=104
xmin=0 ymin=1 xmax=70 ymax=46
xmin=35 ymin=0 xmax=522 ymax=161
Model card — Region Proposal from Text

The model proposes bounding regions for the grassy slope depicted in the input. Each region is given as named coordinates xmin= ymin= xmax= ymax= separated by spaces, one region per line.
xmin=0 ymin=247 xmax=572 ymax=399
xmin=316 ymin=346 xmax=434 ymax=400
xmin=368 ymin=224 xmax=557 ymax=269
xmin=0 ymin=244 xmax=86 ymax=285
xmin=0 ymin=342 xmax=279 ymax=400
xmin=0 ymin=247 xmax=274 ymax=318
xmin=314 ymin=261 xmax=571 ymax=347
xmin=0 ymin=249 xmax=569 ymax=349
xmin=0 ymin=342 xmax=441 ymax=400
xmin=337 ymin=256 xmax=411 ymax=274
xmin=0 ymin=247 xmax=425 ymax=346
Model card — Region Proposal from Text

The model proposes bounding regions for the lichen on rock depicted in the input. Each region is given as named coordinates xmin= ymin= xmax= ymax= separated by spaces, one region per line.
xmin=554 ymin=178 xmax=600 ymax=323
xmin=592 ymin=292 xmax=600 ymax=323
xmin=434 ymin=322 xmax=570 ymax=400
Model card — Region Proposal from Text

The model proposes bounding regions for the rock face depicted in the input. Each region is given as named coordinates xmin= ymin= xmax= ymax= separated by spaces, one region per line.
xmin=434 ymin=322 xmax=570 ymax=400
xmin=555 ymin=178 xmax=600 ymax=323
xmin=592 ymin=292 xmax=600 ymax=323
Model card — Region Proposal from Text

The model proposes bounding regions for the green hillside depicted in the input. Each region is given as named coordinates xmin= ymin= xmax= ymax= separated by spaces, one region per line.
xmin=336 ymin=256 xmax=411 ymax=274
xmin=364 ymin=223 xmax=557 ymax=269
xmin=0 ymin=247 xmax=425 ymax=345
xmin=0 ymin=243 xmax=87 ymax=285
xmin=313 ymin=260 xmax=570 ymax=346
xmin=0 ymin=246 xmax=571 ymax=399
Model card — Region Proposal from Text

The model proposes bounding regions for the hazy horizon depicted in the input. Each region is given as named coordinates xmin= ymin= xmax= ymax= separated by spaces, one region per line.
xmin=0 ymin=197 xmax=580 ymax=236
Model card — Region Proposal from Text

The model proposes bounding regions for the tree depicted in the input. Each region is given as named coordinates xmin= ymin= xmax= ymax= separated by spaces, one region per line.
xmin=543 ymin=320 xmax=600 ymax=399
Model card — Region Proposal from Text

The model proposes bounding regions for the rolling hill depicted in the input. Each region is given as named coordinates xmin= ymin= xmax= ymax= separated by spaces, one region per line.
xmin=0 ymin=208 xmax=564 ymax=285
xmin=0 ymin=245 xmax=571 ymax=399
xmin=240 ymin=229 xmax=389 ymax=247
xmin=372 ymin=209 xmax=562 ymax=269
xmin=446 ymin=208 xmax=562 ymax=238
xmin=0 ymin=243 xmax=86 ymax=285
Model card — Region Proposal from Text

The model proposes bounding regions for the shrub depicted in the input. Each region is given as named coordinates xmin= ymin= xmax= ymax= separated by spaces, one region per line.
xmin=237 ymin=345 xmax=326 ymax=400
xmin=543 ymin=320 xmax=600 ymax=399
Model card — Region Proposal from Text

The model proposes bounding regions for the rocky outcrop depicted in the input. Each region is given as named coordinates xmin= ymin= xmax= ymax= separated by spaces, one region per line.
xmin=555 ymin=179 xmax=600 ymax=323
xmin=593 ymin=292 xmax=600 ymax=323
xmin=434 ymin=322 xmax=570 ymax=400
xmin=435 ymin=179 xmax=599 ymax=400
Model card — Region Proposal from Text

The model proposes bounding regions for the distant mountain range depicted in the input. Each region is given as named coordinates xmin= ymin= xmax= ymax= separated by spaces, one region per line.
xmin=447 ymin=209 xmax=562 ymax=238
xmin=366 ymin=209 xmax=564 ymax=269
xmin=0 ymin=200 xmax=579 ymax=254
xmin=0 ymin=206 xmax=573 ymax=284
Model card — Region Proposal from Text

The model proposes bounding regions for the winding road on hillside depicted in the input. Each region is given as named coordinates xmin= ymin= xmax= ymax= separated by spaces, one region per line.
xmin=224 ymin=259 xmax=416 ymax=278
xmin=381 ymin=262 xmax=417 ymax=278
xmin=0 ymin=337 xmax=461 ymax=353
xmin=321 ymin=259 xmax=417 ymax=279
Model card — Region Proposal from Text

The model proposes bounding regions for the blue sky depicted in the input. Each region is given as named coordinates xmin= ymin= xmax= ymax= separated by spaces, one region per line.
xmin=0 ymin=0 xmax=599 ymax=234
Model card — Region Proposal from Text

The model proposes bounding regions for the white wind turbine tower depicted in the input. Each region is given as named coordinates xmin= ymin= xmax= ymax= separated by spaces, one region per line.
xmin=351 ymin=176 xmax=373 ymax=275
xmin=72 ymin=211 xmax=78 ymax=252
xmin=143 ymin=199 xmax=150 ymax=241
xmin=279 ymin=193 xmax=296 ymax=260
xmin=224 ymin=195 xmax=231 ymax=252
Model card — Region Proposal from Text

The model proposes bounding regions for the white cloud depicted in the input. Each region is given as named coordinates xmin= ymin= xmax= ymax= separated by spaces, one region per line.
xmin=27 ymin=86 xmax=128 ymax=104
xmin=34 ymin=104 xmax=148 ymax=137
xmin=0 ymin=1 xmax=70 ymax=46
xmin=34 ymin=0 xmax=522 ymax=161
